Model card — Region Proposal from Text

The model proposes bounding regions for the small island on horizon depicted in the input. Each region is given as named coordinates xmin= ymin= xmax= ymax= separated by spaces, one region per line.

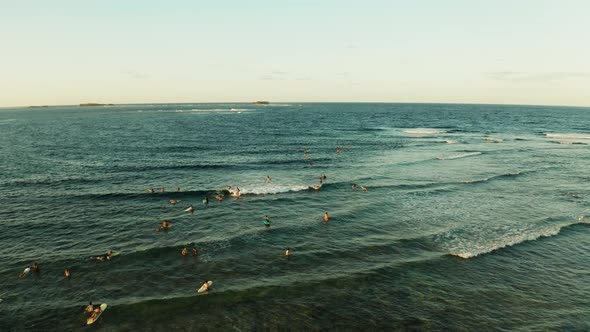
xmin=252 ymin=101 xmax=269 ymax=105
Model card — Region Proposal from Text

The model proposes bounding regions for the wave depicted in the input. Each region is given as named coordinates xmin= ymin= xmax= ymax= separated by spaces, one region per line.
xmin=545 ymin=133 xmax=590 ymax=140
xmin=436 ymin=152 xmax=482 ymax=160
xmin=402 ymin=128 xmax=446 ymax=135
xmin=0 ymin=175 xmax=105 ymax=187
xmin=225 ymin=183 xmax=312 ymax=196
xmin=461 ymin=171 xmax=527 ymax=184
xmin=483 ymin=138 xmax=503 ymax=143
xmin=448 ymin=220 xmax=588 ymax=259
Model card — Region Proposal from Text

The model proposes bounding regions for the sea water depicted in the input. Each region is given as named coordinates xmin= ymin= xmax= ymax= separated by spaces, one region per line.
xmin=0 ymin=103 xmax=589 ymax=331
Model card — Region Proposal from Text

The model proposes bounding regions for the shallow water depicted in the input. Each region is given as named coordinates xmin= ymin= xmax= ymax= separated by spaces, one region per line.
xmin=0 ymin=103 xmax=589 ymax=331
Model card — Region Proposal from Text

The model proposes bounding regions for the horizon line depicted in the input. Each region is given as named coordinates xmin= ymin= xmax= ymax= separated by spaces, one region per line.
xmin=1 ymin=101 xmax=590 ymax=110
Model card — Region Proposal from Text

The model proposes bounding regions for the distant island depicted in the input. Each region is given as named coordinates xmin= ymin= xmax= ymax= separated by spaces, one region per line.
xmin=252 ymin=101 xmax=269 ymax=105
xmin=80 ymin=103 xmax=114 ymax=107
xmin=28 ymin=105 xmax=49 ymax=108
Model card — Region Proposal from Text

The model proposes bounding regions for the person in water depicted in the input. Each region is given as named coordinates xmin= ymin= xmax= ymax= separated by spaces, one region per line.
xmin=285 ymin=247 xmax=291 ymax=257
xmin=186 ymin=205 xmax=195 ymax=214
xmin=64 ymin=268 xmax=71 ymax=279
xmin=159 ymin=220 xmax=170 ymax=231
xmin=235 ymin=187 xmax=241 ymax=197
xmin=177 ymin=187 xmax=180 ymax=192
xmin=361 ymin=186 xmax=368 ymax=192
xmin=323 ymin=212 xmax=330 ymax=222
xmin=204 ymin=196 xmax=209 ymax=205
xmin=201 ymin=281 xmax=210 ymax=292
xmin=85 ymin=302 xmax=94 ymax=313
xmin=264 ymin=215 xmax=271 ymax=225
xmin=32 ymin=262 xmax=40 ymax=273
xmin=89 ymin=305 xmax=102 ymax=320
xmin=192 ymin=247 xmax=198 ymax=256
xmin=160 ymin=187 xmax=165 ymax=193
xmin=351 ymin=183 xmax=357 ymax=190
xmin=216 ymin=194 xmax=224 ymax=202
xmin=147 ymin=188 xmax=155 ymax=193
xmin=181 ymin=247 xmax=188 ymax=256
xmin=265 ymin=175 xmax=272 ymax=183
xmin=169 ymin=199 xmax=177 ymax=205
xmin=18 ymin=266 xmax=31 ymax=279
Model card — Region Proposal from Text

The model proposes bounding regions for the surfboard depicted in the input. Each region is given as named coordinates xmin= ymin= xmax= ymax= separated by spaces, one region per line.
xmin=264 ymin=220 xmax=270 ymax=226
xmin=86 ymin=303 xmax=107 ymax=325
xmin=197 ymin=281 xmax=213 ymax=293
xmin=185 ymin=207 xmax=194 ymax=212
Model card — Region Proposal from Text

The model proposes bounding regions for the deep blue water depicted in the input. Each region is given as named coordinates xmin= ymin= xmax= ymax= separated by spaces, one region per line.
xmin=0 ymin=103 xmax=589 ymax=331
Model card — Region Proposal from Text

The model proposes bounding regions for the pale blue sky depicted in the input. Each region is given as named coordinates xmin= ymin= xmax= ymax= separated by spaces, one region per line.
xmin=1 ymin=0 xmax=589 ymax=107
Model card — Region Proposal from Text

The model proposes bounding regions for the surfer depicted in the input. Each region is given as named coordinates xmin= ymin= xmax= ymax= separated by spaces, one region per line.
xmin=181 ymin=247 xmax=188 ymax=256
xmin=216 ymin=194 xmax=224 ymax=202
xmin=285 ymin=247 xmax=291 ymax=257
xmin=192 ymin=247 xmax=198 ymax=256
xmin=203 ymin=196 xmax=209 ymax=205
xmin=323 ymin=212 xmax=330 ymax=222
xmin=96 ymin=251 xmax=114 ymax=260
xmin=160 ymin=187 xmax=165 ymax=193
xmin=186 ymin=205 xmax=195 ymax=214
xmin=169 ymin=199 xmax=177 ymax=205
xmin=158 ymin=220 xmax=170 ymax=232
xmin=64 ymin=268 xmax=71 ymax=279
xmin=32 ymin=263 xmax=40 ymax=273
xmin=351 ymin=183 xmax=357 ymax=190
xmin=264 ymin=215 xmax=271 ymax=224
xmin=200 ymin=281 xmax=210 ymax=292
xmin=235 ymin=187 xmax=241 ymax=197
xmin=18 ymin=266 xmax=31 ymax=279
xmin=319 ymin=175 xmax=323 ymax=184
xmin=265 ymin=175 xmax=272 ymax=183
xmin=147 ymin=188 xmax=155 ymax=193
xmin=361 ymin=186 xmax=368 ymax=192
xmin=177 ymin=187 xmax=180 ymax=192
xmin=336 ymin=147 xmax=341 ymax=154
xmin=85 ymin=302 xmax=94 ymax=313
xmin=89 ymin=306 xmax=102 ymax=320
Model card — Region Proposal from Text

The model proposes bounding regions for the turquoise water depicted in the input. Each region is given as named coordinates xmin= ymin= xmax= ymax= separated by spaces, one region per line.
xmin=0 ymin=103 xmax=589 ymax=331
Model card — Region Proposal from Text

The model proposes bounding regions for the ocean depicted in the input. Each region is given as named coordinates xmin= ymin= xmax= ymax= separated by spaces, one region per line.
xmin=0 ymin=103 xmax=589 ymax=331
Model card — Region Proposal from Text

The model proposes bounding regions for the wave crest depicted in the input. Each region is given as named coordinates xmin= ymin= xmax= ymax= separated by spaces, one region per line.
xmin=436 ymin=152 xmax=482 ymax=160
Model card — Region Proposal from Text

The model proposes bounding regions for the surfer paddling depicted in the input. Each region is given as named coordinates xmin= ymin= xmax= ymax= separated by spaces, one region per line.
xmin=18 ymin=266 xmax=31 ymax=279
xmin=323 ymin=212 xmax=330 ymax=222
xmin=157 ymin=220 xmax=170 ymax=232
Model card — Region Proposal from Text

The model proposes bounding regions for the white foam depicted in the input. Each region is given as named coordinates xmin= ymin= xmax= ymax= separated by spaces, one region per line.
xmin=483 ymin=138 xmax=503 ymax=143
xmin=436 ymin=152 xmax=481 ymax=160
xmin=449 ymin=221 xmax=585 ymax=259
xmin=402 ymin=128 xmax=445 ymax=135
xmin=226 ymin=183 xmax=310 ymax=196
xmin=545 ymin=133 xmax=590 ymax=140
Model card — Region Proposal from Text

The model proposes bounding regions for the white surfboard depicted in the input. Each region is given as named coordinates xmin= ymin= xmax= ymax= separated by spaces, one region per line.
xmin=196 ymin=281 xmax=213 ymax=293
xmin=86 ymin=303 xmax=107 ymax=325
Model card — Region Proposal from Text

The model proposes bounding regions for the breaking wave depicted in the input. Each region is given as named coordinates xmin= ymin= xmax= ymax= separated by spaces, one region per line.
xmin=545 ymin=133 xmax=590 ymax=140
xmin=402 ymin=128 xmax=446 ymax=135
xmin=447 ymin=219 xmax=588 ymax=259
xmin=436 ymin=152 xmax=482 ymax=160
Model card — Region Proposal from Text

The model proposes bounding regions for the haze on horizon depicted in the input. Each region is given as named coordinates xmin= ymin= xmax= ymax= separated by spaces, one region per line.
xmin=1 ymin=0 xmax=589 ymax=108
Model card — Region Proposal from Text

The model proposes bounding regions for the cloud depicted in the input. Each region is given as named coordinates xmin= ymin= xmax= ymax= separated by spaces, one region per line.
xmin=121 ymin=70 xmax=149 ymax=79
xmin=487 ymin=71 xmax=590 ymax=82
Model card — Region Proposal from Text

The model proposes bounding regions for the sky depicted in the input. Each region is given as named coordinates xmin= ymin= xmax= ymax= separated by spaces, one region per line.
xmin=1 ymin=0 xmax=589 ymax=107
